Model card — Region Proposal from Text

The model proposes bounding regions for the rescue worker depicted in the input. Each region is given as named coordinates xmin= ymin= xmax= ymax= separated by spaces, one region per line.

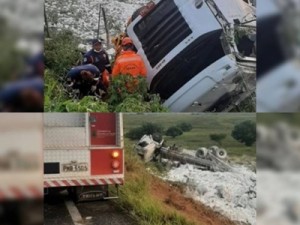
xmin=67 ymin=64 xmax=105 ymax=98
xmin=111 ymin=33 xmax=126 ymax=60
xmin=83 ymin=39 xmax=112 ymax=75
xmin=112 ymin=37 xmax=147 ymax=78
xmin=0 ymin=77 xmax=44 ymax=112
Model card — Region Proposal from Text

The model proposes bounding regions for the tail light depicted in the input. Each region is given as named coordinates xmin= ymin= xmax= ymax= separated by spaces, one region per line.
xmin=112 ymin=151 xmax=120 ymax=159
xmin=112 ymin=160 xmax=120 ymax=169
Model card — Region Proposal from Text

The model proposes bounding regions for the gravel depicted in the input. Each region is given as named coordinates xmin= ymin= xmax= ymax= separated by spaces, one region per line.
xmin=165 ymin=164 xmax=256 ymax=225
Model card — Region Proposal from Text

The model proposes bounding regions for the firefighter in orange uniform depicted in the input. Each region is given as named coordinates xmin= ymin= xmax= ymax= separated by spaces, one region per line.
xmin=112 ymin=37 xmax=147 ymax=78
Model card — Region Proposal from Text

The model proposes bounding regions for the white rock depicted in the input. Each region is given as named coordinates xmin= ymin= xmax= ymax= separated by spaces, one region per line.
xmin=165 ymin=164 xmax=256 ymax=225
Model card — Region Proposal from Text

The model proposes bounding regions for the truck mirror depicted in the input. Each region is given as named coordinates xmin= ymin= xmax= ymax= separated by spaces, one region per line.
xmin=195 ymin=0 xmax=204 ymax=9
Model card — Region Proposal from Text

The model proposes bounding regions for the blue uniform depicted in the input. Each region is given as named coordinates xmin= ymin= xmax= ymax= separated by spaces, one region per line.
xmin=0 ymin=78 xmax=44 ymax=104
xmin=67 ymin=64 xmax=100 ymax=80
xmin=83 ymin=50 xmax=112 ymax=73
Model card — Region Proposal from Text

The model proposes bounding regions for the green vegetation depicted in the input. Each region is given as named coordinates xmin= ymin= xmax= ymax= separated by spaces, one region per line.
xmin=44 ymin=30 xmax=168 ymax=112
xmin=165 ymin=126 xmax=183 ymax=138
xmin=231 ymin=120 xmax=256 ymax=146
xmin=124 ymin=113 xmax=256 ymax=161
xmin=209 ymin=133 xmax=227 ymax=146
xmin=0 ymin=17 xmax=26 ymax=85
xmin=113 ymin=143 xmax=195 ymax=225
xmin=126 ymin=122 xmax=193 ymax=140
xmin=125 ymin=123 xmax=164 ymax=140
xmin=257 ymin=113 xmax=300 ymax=126
xmin=45 ymin=69 xmax=110 ymax=112
xmin=45 ymin=30 xmax=80 ymax=75
xmin=176 ymin=122 xmax=193 ymax=132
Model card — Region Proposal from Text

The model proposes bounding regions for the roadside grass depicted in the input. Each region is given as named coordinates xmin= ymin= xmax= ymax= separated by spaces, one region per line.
xmin=257 ymin=113 xmax=300 ymax=126
xmin=44 ymin=69 xmax=68 ymax=112
xmin=113 ymin=143 xmax=196 ymax=225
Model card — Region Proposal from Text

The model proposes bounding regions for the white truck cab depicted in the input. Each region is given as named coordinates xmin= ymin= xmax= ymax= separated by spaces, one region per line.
xmin=127 ymin=0 xmax=256 ymax=112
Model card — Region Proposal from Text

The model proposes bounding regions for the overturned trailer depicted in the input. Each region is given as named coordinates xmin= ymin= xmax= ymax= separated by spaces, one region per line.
xmin=135 ymin=135 xmax=233 ymax=172
xmin=127 ymin=0 xmax=256 ymax=112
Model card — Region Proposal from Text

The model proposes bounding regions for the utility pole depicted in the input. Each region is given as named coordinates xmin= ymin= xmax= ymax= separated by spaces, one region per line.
xmin=44 ymin=5 xmax=50 ymax=38
xmin=96 ymin=4 xmax=101 ymax=39
xmin=102 ymin=7 xmax=110 ymax=48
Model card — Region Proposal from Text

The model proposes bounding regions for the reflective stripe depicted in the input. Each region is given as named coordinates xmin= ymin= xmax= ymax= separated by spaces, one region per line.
xmin=44 ymin=178 xmax=124 ymax=187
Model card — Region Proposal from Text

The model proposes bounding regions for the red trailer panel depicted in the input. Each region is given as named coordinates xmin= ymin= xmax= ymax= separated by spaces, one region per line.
xmin=90 ymin=149 xmax=123 ymax=175
xmin=90 ymin=113 xmax=117 ymax=146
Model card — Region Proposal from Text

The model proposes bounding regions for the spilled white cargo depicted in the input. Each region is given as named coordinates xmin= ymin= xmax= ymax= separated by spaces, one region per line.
xmin=165 ymin=164 xmax=256 ymax=225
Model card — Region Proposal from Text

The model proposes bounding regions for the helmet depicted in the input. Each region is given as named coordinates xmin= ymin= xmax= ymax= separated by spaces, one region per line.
xmin=92 ymin=39 xmax=102 ymax=46
xmin=122 ymin=37 xmax=133 ymax=46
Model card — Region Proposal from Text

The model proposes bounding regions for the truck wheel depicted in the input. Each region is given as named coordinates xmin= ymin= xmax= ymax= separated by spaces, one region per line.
xmin=216 ymin=149 xmax=227 ymax=159
xmin=209 ymin=146 xmax=219 ymax=155
xmin=196 ymin=148 xmax=208 ymax=158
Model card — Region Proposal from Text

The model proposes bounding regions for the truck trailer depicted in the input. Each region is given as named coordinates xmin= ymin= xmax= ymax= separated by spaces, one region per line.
xmin=44 ymin=113 xmax=124 ymax=202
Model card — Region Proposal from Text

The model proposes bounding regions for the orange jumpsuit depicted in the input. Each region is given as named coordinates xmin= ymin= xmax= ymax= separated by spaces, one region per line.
xmin=112 ymin=50 xmax=147 ymax=78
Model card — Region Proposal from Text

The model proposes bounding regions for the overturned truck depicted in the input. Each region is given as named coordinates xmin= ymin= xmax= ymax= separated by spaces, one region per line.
xmin=135 ymin=135 xmax=233 ymax=172
xmin=126 ymin=0 xmax=256 ymax=112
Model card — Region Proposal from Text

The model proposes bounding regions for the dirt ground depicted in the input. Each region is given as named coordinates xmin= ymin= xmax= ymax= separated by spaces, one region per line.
xmin=150 ymin=176 xmax=237 ymax=225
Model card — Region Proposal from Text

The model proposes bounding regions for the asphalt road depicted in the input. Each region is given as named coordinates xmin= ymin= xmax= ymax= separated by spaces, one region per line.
xmin=44 ymin=191 xmax=137 ymax=225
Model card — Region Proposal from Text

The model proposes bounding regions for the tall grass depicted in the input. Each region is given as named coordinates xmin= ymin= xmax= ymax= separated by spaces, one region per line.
xmin=113 ymin=143 xmax=196 ymax=225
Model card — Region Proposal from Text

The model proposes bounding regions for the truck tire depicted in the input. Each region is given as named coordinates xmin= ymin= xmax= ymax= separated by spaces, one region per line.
xmin=196 ymin=148 xmax=208 ymax=158
xmin=216 ymin=148 xmax=227 ymax=159
xmin=209 ymin=146 xmax=219 ymax=155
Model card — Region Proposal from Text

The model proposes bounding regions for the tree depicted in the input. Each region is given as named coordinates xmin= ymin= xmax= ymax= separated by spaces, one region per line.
xmin=125 ymin=123 xmax=164 ymax=140
xmin=209 ymin=133 xmax=227 ymax=146
xmin=176 ymin=122 xmax=193 ymax=132
xmin=165 ymin=126 xmax=183 ymax=138
xmin=141 ymin=123 xmax=164 ymax=135
xmin=231 ymin=120 xmax=256 ymax=146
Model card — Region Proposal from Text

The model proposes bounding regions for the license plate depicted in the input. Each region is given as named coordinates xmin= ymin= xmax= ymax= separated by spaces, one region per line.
xmin=62 ymin=161 xmax=88 ymax=172
xmin=79 ymin=191 xmax=104 ymax=201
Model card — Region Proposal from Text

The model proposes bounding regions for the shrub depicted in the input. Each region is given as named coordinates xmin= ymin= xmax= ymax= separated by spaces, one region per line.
xmin=44 ymin=30 xmax=80 ymax=75
xmin=126 ymin=123 xmax=164 ymax=140
xmin=176 ymin=122 xmax=193 ymax=132
xmin=231 ymin=120 xmax=256 ymax=146
xmin=209 ymin=133 xmax=227 ymax=146
xmin=165 ymin=126 xmax=183 ymax=138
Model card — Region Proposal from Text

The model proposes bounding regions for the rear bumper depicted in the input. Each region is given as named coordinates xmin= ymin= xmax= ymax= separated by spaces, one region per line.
xmin=44 ymin=177 xmax=124 ymax=188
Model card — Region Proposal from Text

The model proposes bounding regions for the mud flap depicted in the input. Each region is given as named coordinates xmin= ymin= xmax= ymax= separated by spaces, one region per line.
xmin=69 ymin=185 xmax=109 ymax=203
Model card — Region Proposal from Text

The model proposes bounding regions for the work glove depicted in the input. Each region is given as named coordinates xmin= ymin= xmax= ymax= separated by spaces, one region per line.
xmin=91 ymin=85 xmax=97 ymax=92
